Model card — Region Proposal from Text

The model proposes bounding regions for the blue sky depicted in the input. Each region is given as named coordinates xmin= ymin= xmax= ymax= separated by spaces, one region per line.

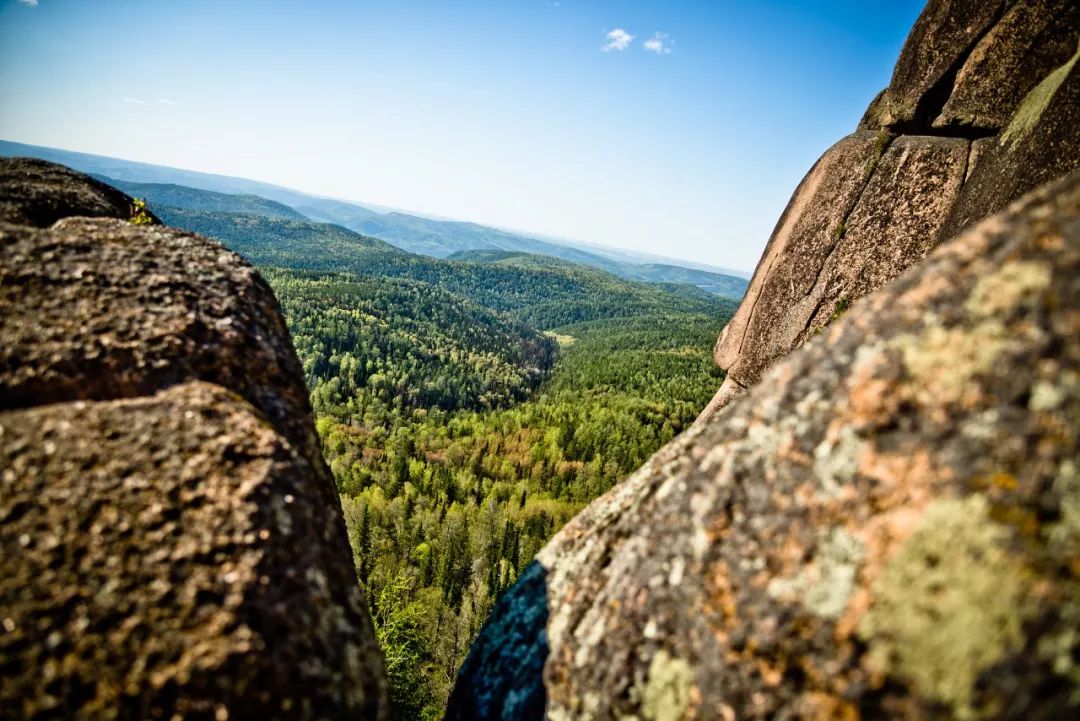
xmin=0 ymin=0 xmax=925 ymax=271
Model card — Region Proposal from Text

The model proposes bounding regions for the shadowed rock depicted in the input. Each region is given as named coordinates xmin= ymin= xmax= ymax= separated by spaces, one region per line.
xmin=445 ymin=561 xmax=549 ymax=721
xmin=450 ymin=169 xmax=1080 ymax=721
xmin=0 ymin=157 xmax=160 ymax=228
xmin=940 ymin=45 xmax=1080 ymax=240
xmin=934 ymin=0 xmax=1080 ymax=131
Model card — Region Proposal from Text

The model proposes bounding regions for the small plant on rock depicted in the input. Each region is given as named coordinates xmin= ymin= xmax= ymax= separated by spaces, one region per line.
xmin=129 ymin=198 xmax=154 ymax=225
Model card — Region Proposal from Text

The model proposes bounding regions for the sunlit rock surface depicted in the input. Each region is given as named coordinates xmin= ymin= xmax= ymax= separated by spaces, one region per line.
xmin=448 ymin=166 xmax=1080 ymax=721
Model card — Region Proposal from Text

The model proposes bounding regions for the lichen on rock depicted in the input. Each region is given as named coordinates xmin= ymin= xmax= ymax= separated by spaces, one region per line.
xmin=858 ymin=495 xmax=1028 ymax=719
xmin=448 ymin=169 xmax=1080 ymax=719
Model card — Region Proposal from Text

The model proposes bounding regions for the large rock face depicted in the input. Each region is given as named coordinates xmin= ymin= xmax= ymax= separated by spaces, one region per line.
xmin=714 ymin=133 xmax=970 ymax=387
xmin=449 ymin=3 xmax=1080 ymax=718
xmin=0 ymin=159 xmax=389 ymax=720
xmin=709 ymin=0 xmax=1080 ymax=415
xmin=447 ymin=166 xmax=1080 ymax=721
xmin=875 ymin=0 xmax=1005 ymax=130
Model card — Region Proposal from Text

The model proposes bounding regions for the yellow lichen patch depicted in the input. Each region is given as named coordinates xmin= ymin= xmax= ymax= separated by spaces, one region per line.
xmin=964 ymin=260 xmax=1052 ymax=318
xmin=859 ymin=495 xmax=1029 ymax=719
xmin=639 ymin=650 xmax=696 ymax=721
xmin=894 ymin=320 xmax=1012 ymax=407
xmin=1047 ymin=459 xmax=1080 ymax=552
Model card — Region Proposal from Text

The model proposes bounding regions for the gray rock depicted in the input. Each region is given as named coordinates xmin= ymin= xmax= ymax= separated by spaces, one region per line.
xmin=449 ymin=169 xmax=1080 ymax=721
xmin=0 ymin=382 xmax=388 ymax=720
xmin=934 ymin=0 xmax=1080 ymax=131
xmin=0 ymin=157 xmax=159 ymax=228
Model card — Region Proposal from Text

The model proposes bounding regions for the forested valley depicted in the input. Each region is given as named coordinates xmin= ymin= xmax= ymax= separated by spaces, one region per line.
xmin=155 ymin=201 xmax=737 ymax=718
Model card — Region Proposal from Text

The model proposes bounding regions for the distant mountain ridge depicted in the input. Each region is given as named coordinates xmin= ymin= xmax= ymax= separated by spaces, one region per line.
xmin=92 ymin=177 xmax=307 ymax=220
xmin=153 ymin=204 xmax=737 ymax=330
xmin=0 ymin=139 xmax=748 ymax=299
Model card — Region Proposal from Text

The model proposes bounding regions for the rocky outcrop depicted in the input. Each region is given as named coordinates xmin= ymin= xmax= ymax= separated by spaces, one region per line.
xmin=714 ymin=133 xmax=969 ymax=388
xmin=447 ymin=164 xmax=1080 ymax=721
xmin=0 ymin=215 xmax=324 ymax=475
xmin=933 ymin=0 xmax=1080 ymax=131
xmin=450 ymin=3 xmax=1080 ymax=717
xmin=708 ymin=0 xmax=1080 ymax=415
xmin=0 ymin=159 xmax=389 ymax=720
xmin=871 ymin=0 xmax=1005 ymax=131
xmin=0 ymin=157 xmax=160 ymax=228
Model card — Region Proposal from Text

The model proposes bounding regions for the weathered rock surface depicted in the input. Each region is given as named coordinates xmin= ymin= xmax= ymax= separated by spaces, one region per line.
xmin=1 ymin=382 xmax=387 ymax=720
xmin=0 ymin=163 xmax=389 ymax=719
xmin=798 ymin=135 xmax=968 ymax=336
xmin=448 ymin=168 xmax=1080 ymax=721
xmin=714 ymin=133 xmax=968 ymax=393
xmin=0 ymin=217 xmax=325 ymax=476
xmin=0 ymin=157 xmax=159 ymax=228
xmin=713 ymin=131 xmax=882 ymax=383
xmin=872 ymin=0 xmax=1005 ymax=130
xmin=934 ymin=0 xmax=1080 ymax=131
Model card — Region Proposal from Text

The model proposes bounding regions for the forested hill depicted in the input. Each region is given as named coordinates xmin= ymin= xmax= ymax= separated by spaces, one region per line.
xmin=263 ymin=268 xmax=558 ymax=417
xmin=270 ymin=272 xmax=729 ymax=716
xmin=94 ymin=175 xmax=307 ymax=220
xmin=146 ymin=198 xmax=736 ymax=717
xmin=155 ymin=205 xmax=736 ymax=329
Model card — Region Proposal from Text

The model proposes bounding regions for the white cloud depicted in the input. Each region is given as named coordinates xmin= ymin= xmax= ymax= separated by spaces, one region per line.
xmin=18 ymin=0 xmax=39 ymax=7
xmin=122 ymin=97 xmax=147 ymax=105
xmin=644 ymin=32 xmax=673 ymax=55
xmin=158 ymin=98 xmax=176 ymax=105
xmin=603 ymin=28 xmax=634 ymax=52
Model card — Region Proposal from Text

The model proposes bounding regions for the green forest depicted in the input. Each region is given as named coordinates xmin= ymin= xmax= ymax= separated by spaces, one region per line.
xmin=155 ymin=203 xmax=736 ymax=719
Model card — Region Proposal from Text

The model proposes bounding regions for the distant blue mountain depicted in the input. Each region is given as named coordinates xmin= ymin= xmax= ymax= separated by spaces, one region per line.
xmin=1 ymin=139 xmax=748 ymax=299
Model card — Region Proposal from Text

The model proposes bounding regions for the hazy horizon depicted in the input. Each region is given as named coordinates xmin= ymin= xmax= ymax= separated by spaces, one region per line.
xmin=0 ymin=0 xmax=925 ymax=271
